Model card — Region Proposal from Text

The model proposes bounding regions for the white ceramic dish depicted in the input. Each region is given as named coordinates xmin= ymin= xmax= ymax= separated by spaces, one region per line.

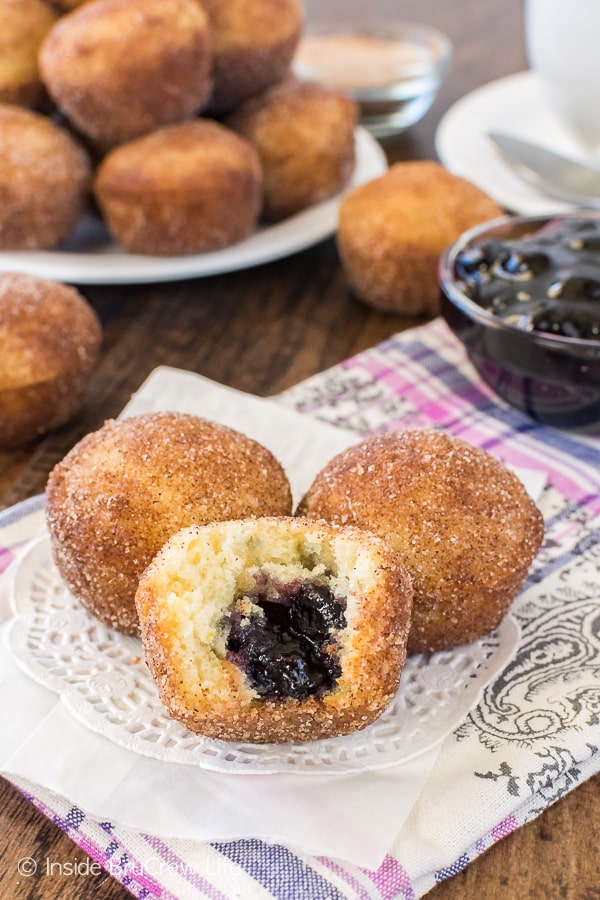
xmin=435 ymin=70 xmax=599 ymax=215
xmin=0 ymin=127 xmax=386 ymax=285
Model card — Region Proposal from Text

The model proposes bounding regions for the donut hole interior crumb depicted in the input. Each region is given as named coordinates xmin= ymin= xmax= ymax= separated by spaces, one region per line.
xmin=144 ymin=520 xmax=381 ymax=704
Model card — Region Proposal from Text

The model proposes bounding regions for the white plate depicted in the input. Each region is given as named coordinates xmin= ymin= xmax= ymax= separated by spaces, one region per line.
xmin=7 ymin=532 xmax=520 ymax=775
xmin=435 ymin=70 xmax=599 ymax=215
xmin=0 ymin=127 xmax=386 ymax=285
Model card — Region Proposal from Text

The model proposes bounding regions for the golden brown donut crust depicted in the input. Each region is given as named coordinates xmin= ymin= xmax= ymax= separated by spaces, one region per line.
xmin=93 ymin=119 xmax=263 ymax=255
xmin=297 ymin=429 xmax=545 ymax=654
xmin=337 ymin=161 xmax=503 ymax=317
xmin=136 ymin=516 xmax=413 ymax=743
xmin=0 ymin=0 xmax=58 ymax=108
xmin=0 ymin=104 xmax=91 ymax=249
xmin=201 ymin=0 xmax=302 ymax=113
xmin=226 ymin=79 xmax=358 ymax=221
xmin=39 ymin=0 xmax=212 ymax=145
xmin=46 ymin=413 xmax=293 ymax=634
xmin=0 ymin=273 xmax=101 ymax=449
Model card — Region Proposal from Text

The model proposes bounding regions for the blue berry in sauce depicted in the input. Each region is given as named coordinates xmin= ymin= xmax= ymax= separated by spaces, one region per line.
xmin=455 ymin=217 xmax=600 ymax=340
xmin=222 ymin=582 xmax=346 ymax=701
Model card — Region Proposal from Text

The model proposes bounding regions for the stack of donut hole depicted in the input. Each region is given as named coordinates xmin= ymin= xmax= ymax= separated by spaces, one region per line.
xmin=0 ymin=0 xmax=504 ymax=313
xmin=0 ymin=0 xmax=360 ymax=256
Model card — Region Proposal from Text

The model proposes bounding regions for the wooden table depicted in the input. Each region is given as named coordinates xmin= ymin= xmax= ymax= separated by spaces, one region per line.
xmin=1 ymin=1 xmax=598 ymax=897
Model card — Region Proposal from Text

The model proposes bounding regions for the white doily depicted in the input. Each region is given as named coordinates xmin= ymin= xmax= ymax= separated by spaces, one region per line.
xmin=7 ymin=532 xmax=520 ymax=775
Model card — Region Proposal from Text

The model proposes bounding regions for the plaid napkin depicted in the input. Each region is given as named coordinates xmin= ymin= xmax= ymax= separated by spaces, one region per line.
xmin=2 ymin=317 xmax=599 ymax=899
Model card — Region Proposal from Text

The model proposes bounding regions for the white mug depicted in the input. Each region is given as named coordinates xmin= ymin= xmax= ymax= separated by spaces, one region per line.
xmin=525 ymin=0 xmax=600 ymax=156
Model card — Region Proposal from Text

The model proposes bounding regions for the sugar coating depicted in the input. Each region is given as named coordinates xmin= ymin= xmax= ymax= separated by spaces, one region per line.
xmin=226 ymin=79 xmax=357 ymax=222
xmin=298 ymin=428 xmax=545 ymax=654
xmin=337 ymin=161 xmax=503 ymax=316
xmin=39 ymin=0 xmax=212 ymax=145
xmin=0 ymin=272 xmax=101 ymax=448
xmin=94 ymin=119 xmax=263 ymax=256
xmin=0 ymin=0 xmax=58 ymax=108
xmin=45 ymin=412 xmax=293 ymax=635
xmin=135 ymin=516 xmax=413 ymax=743
xmin=0 ymin=104 xmax=91 ymax=250
xmin=202 ymin=0 xmax=303 ymax=113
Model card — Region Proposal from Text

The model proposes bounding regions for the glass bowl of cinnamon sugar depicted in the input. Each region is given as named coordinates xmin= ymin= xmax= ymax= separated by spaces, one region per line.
xmin=293 ymin=19 xmax=451 ymax=138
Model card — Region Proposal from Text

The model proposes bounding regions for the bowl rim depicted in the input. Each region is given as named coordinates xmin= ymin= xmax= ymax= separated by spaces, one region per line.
xmin=439 ymin=211 xmax=600 ymax=352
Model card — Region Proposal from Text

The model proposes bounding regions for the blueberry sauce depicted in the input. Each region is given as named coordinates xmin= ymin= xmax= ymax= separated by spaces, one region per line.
xmin=222 ymin=582 xmax=347 ymax=701
xmin=455 ymin=217 xmax=600 ymax=340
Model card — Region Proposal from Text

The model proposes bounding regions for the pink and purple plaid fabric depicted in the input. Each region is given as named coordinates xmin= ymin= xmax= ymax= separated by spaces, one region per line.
xmin=2 ymin=318 xmax=599 ymax=899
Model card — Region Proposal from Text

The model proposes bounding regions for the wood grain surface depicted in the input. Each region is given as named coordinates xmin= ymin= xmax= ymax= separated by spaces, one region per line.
xmin=1 ymin=1 xmax=598 ymax=897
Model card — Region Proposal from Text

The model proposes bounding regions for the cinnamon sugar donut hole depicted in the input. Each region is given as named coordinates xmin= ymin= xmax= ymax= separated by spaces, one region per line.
xmin=0 ymin=0 xmax=58 ymax=108
xmin=39 ymin=0 xmax=212 ymax=146
xmin=201 ymin=0 xmax=303 ymax=113
xmin=46 ymin=413 xmax=293 ymax=635
xmin=136 ymin=516 xmax=413 ymax=742
xmin=337 ymin=161 xmax=503 ymax=316
xmin=0 ymin=104 xmax=91 ymax=249
xmin=94 ymin=120 xmax=263 ymax=255
xmin=0 ymin=273 xmax=101 ymax=449
xmin=298 ymin=429 xmax=544 ymax=654
xmin=226 ymin=79 xmax=357 ymax=221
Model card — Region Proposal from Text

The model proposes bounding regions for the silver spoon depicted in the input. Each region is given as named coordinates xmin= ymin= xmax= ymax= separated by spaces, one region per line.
xmin=486 ymin=130 xmax=600 ymax=208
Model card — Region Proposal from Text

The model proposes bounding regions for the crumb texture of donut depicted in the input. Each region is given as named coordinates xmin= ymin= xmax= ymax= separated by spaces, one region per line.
xmin=0 ymin=272 xmax=101 ymax=448
xmin=298 ymin=429 xmax=545 ymax=654
xmin=337 ymin=161 xmax=503 ymax=316
xmin=45 ymin=413 xmax=292 ymax=635
xmin=135 ymin=516 xmax=413 ymax=743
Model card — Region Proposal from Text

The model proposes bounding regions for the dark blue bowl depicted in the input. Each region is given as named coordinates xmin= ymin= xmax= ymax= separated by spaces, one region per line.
xmin=439 ymin=213 xmax=600 ymax=432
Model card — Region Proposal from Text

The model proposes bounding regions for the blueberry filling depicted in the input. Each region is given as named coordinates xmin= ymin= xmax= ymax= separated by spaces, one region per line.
xmin=455 ymin=217 xmax=600 ymax=339
xmin=221 ymin=582 xmax=347 ymax=701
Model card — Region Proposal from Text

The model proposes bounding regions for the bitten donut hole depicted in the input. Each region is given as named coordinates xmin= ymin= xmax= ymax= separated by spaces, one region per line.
xmin=151 ymin=534 xmax=352 ymax=705
xmin=135 ymin=516 xmax=413 ymax=743
xmin=220 ymin=579 xmax=347 ymax=701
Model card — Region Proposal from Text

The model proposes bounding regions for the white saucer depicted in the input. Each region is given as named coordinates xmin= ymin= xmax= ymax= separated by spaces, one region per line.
xmin=435 ymin=70 xmax=599 ymax=215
